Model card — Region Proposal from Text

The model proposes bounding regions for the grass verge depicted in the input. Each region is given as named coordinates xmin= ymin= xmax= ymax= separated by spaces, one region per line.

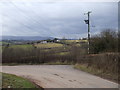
xmin=43 ymin=61 xmax=73 ymax=65
xmin=2 ymin=61 xmax=74 ymax=66
xmin=74 ymin=64 xmax=118 ymax=83
xmin=2 ymin=73 xmax=38 ymax=88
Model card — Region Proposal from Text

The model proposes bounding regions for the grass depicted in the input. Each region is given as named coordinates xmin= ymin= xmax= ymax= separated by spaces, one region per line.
xmin=2 ymin=60 xmax=73 ymax=66
xmin=74 ymin=64 xmax=103 ymax=75
xmin=64 ymin=40 xmax=88 ymax=44
xmin=1 ymin=44 xmax=34 ymax=52
xmin=2 ymin=63 xmax=21 ymax=66
xmin=74 ymin=64 xmax=118 ymax=83
xmin=35 ymin=43 xmax=63 ymax=48
xmin=2 ymin=44 xmax=34 ymax=51
xmin=44 ymin=61 xmax=73 ymax=65
xmin=2 ymin=73 xmax=38 ymax=88
xmin=55 ymin=52 xmax=69 ymax=56
xmin=0 ymin=41 xmax=9 ymax=45
xmin=0 ymin=46 xmax=2 ymax=52
xmin=75 ymin=44 xmax=81 ymax=47
xmin=9 ymin=44 xmax=33 ymax=49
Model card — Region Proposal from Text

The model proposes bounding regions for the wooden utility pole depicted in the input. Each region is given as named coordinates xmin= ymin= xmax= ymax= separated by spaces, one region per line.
xmin=84 ymin=11 xmax=92 ymax=54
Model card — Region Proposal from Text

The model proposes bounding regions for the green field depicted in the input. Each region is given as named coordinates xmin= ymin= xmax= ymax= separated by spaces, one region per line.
xmin=55 ymin=52 xmax=69 ymax=56
xmin=35 ymin=43 xmax=63 ymax=48
xmin=2 ymin=73 xmax=37 ymax=88
xmin=0 ymin=41 xmax=9 ymax=45
xmin=63 ymin=40 xmax=87 ymax=44
xmin=9 ymin=44 xmax=33 ymax=49
xmin=2 ymin=44 xmax=34 ymax=51
xmin=2 ymin=40 xmax=87 ymax=50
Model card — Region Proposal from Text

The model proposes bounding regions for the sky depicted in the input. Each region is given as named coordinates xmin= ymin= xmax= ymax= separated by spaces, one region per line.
xmin=0 ymin=0 xmax=118 ymax=39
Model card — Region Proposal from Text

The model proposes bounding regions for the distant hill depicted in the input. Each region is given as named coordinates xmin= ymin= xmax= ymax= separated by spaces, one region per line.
xmin=1 ymin=36 xmax=54 ymax=41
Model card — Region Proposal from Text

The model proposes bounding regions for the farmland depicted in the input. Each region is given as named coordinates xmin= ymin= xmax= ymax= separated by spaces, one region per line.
xmin=35 ymin=43 xmax=63 ymax=48
xmin=2 ymin=39 xmax=87 ymax=64
xmin=4 ymin=44 xmax=33 ymax=49
xmin=0 ymin=41 xmax=9 ymax=45
xmin=64 ymin=40 xmax=87 ymax=44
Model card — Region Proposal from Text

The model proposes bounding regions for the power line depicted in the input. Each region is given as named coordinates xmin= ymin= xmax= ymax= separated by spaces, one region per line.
xmin=8 ymin=1 xmax=56 ymax=36
xmin=1 ymin=1 xmax=53 ymax=36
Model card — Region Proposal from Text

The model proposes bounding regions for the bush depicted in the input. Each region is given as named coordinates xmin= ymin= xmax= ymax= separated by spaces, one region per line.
xmin=2 ymin=45 xmax=82 ymax=64
xmin=90 ymin=29 xmax=118 ymax=53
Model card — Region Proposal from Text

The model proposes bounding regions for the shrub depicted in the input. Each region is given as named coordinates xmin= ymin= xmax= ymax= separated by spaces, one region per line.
xmin=90 ymin=29 xmax=118 ymax=53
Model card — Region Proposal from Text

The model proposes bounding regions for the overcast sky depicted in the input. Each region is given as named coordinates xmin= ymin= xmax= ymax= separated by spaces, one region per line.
xmin=0 ymin=0 xmax=118 ymax=39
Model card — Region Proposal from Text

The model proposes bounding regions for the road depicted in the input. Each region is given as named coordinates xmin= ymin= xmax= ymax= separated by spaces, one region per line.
xmin=2 ymin=65 xmax=118 ymax=88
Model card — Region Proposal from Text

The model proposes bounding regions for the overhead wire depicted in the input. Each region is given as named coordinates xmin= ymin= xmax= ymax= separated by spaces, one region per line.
xmin=9 ymin=1 xmax=56 ymax=36
xmin=3 ymin=0 xmax=56 ymax=36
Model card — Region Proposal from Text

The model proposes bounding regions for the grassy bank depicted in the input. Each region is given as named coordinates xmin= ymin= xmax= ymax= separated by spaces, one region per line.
xmin=74 ymin=64 xmax=118 ymax=83
xmin=43 ymin=61 xmax=74 ymax=65
xmin=2 ymin=73 xmax=38 ymax=88
xmin=2 ymin=61 xmax=74 ymax=66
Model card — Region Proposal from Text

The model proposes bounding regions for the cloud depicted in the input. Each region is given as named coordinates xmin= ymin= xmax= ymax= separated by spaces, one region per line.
xmin=0 ymin=1 xmax=118 ymax=39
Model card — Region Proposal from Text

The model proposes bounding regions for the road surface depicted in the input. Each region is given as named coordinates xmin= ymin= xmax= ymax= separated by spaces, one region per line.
xmin=2 ymin=65 xmax=118 ymax=88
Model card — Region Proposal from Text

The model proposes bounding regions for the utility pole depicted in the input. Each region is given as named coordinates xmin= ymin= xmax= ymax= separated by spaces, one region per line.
xmin=84 ymin=11 xmax=92 ymax=54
